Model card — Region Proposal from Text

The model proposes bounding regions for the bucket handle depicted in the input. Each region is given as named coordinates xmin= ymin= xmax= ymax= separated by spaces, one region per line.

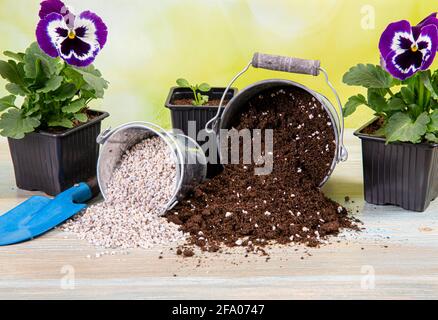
xmin=205 ymin=52 xmax=348 ymax=162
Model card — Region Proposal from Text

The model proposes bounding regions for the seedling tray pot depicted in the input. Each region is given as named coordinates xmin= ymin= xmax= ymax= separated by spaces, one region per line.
xmin=165 ymin=87 xmax=237 ymax=178
xmin=7 ymin=110 xmax=109 ymax=196
xmin=355 ymin=118 xmax=438 ymax=212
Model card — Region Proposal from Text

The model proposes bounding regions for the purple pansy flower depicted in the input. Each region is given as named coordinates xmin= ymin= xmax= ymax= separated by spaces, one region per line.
xmin=413 ymin=12 xmax=438 ymax=41
xmin=36 ymin=0 xmax=108 ymax=67
xmin=39 ymin=0 xmax=65 ymax=19
xmin=379 ymin=16 xmax=438 ymax=80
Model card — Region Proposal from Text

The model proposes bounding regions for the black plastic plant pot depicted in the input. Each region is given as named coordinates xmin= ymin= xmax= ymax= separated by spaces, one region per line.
xmin=165 ymin=87 xmax=237 ymax=178
xmin=355 ymin=118 xmax=438 ymax=212
xmin=7 ymin=110 xmax=109 ymax=196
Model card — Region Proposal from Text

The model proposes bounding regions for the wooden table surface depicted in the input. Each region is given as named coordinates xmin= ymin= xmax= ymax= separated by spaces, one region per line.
xmin=0 ymin=130 xmax=437 ymax=300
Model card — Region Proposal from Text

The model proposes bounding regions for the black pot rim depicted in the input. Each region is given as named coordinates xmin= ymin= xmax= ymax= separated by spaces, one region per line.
xmin=30 ymin=109 xmax=109 ymax=138
xmin=165 ymin=86 xmax=238 ymax=109
xmin=354 ymin=116 xmax=438 ymax=148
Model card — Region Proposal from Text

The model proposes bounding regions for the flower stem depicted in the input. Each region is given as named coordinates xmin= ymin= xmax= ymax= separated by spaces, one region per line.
xmin=418 ymin=75 xmax=424 ymax=109
xmin=425 ymin=90 xmax=431 ymax=112
xmin=191 ymin=87 xmax=199 ymax=105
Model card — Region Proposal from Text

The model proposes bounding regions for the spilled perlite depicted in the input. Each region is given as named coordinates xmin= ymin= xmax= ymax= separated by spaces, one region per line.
xmin=63 ymin=137 xmax=186 ymax=249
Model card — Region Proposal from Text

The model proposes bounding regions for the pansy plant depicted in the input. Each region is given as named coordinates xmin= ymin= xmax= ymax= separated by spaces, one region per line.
xmin=0 ymin=0 xmax=108 ymax=139
xmin=343 ymin=13 xmax=438 ymax=144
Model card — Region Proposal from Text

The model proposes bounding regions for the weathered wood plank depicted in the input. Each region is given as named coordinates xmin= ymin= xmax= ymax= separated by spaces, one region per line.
xmin=0 ymin=130 xmax=437 ymax=300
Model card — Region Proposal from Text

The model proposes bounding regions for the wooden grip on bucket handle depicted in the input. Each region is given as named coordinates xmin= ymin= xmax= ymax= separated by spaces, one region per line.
xmin=252 ymin=53 xmax=321 ymax=76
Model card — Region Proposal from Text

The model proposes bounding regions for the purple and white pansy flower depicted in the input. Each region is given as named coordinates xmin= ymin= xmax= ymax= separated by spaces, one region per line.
xmin=38 ymin=0 xmax=66 ymax=20
xmin=36 ymin=0 xmax=107 ymax=67
xmin=379 ymin=15 xmax=438 ymax=80
xmin=413 ymin=12 xmax=438 ymax=40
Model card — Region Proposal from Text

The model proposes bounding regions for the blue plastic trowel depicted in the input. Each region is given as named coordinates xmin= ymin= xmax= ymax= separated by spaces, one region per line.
xmin=0 ymin=179 xmax=99 ymax=246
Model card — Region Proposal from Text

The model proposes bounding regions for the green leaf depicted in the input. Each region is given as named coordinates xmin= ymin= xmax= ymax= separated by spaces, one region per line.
xmin=429 ymin=110 xmax=438 ymax=132
xmin=53 ymin=83 xmax=77 ymax=101
xmin=192 ymin=93 xmax=202 ymax=106
xmin=176 ymin=78 xmax=190 ymax=87
xmin=343 ymin=94 xmax=367 ymax=117
xmin=385 ymin=112 xmax=430 ymax=144
xmin=37 ymin=76 xmax=63 ymax=93
xmin=48 ymin=117 xmax=74 ymax=128
xmin=343 ymin=64 xmax=394 ymax=88
xmin=374 ymin=127 xmax=386 ymax=137
xmin=74 ymin=68 xmax=108 ymax=98
xmin=63 ymin=67 xmax=85 ymax=89
xmin=367 ymin=88 xmax=387 ymax=97
xmin=0 ymin=95 xmax=16 ymax=112
xmin=198 ymin=83 xmax=211 ymax=92
xmin=368 ymin=91 xmax=387 ymax=113
xmin=387 ymin=97 xmax=406 ymax=111
xmin=402 ymin=75 xmax=418 ymax=87
xmin=408 ymin=103 xmax=423 ymax=118
xmin=80 ymin=89 xmax=97 ymax=100
xmin=36 ymin=54 xmax=64 ymax=77
xmin=23 ymin=103 xmax=40 ymax=117
xmin=192 ymin=92 xmax=209 ymax=106
xmin=0 ymin=108 xmax=40 ymax=139
xmin=421 ymin=71 xmax=438 ymax=100
xmin=401 ymin=87 xmax=416 ymax=105
xmin=22 ymin=93 xmax=41 ymax=117
xmin=0 ymin=60 xmax=23 ymax=85
xmin=62 ymin=98 xmax=86 ymax=113
xmin=79 ymin=65 xmax=102 ymax=77
xmin=23 ymin=42 xmax=61 ymax=80
xmin=431 ymin=99 xmax=438 ymax=110
xmin=74 ymin=112 xmax=88 ymax=123
xmin=28 ymin=59 xmax=47 ymax=88
xmin=426 ymin=133 xmax=438 ymax=143
xmin=23 ymin=43 xmax=43 ymax=79
xmin=3 ymin=51 xmax=24 ymax=62
xmin=199 ymin=94 xmax=209 ymax=105
xmin=5 ymin=83 xmax=28 ymax=96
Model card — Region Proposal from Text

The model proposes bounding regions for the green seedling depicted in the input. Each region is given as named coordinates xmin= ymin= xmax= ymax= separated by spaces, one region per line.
xmin=176 ymin=78 xmax=211 ymax=106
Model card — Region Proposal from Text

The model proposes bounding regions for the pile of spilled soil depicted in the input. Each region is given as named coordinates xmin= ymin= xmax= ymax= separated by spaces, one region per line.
xmin=166 ymin=86 xmax=358 ymax=253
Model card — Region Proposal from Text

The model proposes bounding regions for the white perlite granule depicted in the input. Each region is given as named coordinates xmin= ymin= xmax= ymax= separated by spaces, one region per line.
xmin=63 ymin=137 xmax=186 ymax=249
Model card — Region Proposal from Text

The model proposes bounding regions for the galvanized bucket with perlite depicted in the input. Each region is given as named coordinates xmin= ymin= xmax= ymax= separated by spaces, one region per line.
xmin=96 ymin=122 xmax=207 ymax=214
xmin=205 ymin=52 xmax=348 ymax=187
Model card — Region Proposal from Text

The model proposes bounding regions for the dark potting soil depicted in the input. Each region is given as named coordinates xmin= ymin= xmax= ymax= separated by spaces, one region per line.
xmin=166 ymin=86 xmax=358 ymax=253
xmin=361 ymin=117 xmax=385 ymax=135
xmin=171 ymin=98 xmax=229 ymax=107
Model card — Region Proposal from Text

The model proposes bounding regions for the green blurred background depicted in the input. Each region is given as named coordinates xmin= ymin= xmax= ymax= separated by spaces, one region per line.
xmin=0 ymin=0 xmax=436 ymax=129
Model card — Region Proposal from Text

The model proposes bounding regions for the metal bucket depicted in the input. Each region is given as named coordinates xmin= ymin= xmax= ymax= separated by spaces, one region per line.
xmin=205 ymin=53 xmax=348 ymax=187
xmin=96 ymin=122 xmax=207 ymax=214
